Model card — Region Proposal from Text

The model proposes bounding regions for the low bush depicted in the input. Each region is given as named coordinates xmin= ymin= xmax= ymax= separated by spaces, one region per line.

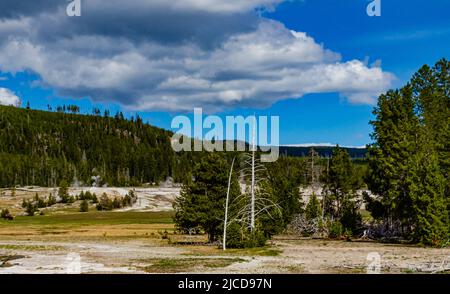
xmin=1 ymin=209 xmax=14 ymax=220
xmin=47 ymin=193 xmax=57 ymax=206
xmin=328 ymin=220 xmax=344 ymax=239
xmin=96 ymin=193 xmax=113 ymax=211
xmin=22 ymin=200 xmax=38 ymax=216
xmin=34 ymin=193 xmax=47 ymax=208
xmin=80 ymin=200 xmax=89 ymax=212
xmin=225 ymin=223 xmax=267 ymax=249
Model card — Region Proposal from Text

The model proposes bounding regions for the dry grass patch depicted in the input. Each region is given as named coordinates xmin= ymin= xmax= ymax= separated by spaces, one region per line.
xmin=0 ymin=244 xmax=64 ymax=251
xmin=139 ymin=257 xmax=246 ymax=273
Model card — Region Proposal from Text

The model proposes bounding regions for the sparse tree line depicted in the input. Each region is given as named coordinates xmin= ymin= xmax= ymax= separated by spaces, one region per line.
xmin=290 ymin=145 xmax=365 ymax=240
xmin=0 ymin=179 xmax=138 ymax=217
xmin=174 ymin=145 xmax=364 ymax=248
xmin=95 ymin=190 xmax=137 ymax=211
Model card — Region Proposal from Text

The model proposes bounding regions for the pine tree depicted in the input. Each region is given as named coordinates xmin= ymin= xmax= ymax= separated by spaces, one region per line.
xmin=407 ymin=133 xmax=448 ymax=246
xmin=58 ymin=179 xmax=69 ymax=203
xmin=411 ymin=59 xmax=450 ymax=233
xmin=305 ymin=193 xmax=321 ymax=220
xmin=323 ymin=146 xmax=361 ymax=233
xmin=366 ymin=86 xmax=419 ymax=229
xmin=47 ymin=193 xmax=56 ymax=206
xmin=367 ymin=59 xmax=450 ymax=244
xmin=324 ymin=146 xmax=358 ymax=217
xmin=411 ymin=59 xmax=450 ymax=180
xmin=173 ymin=153 xmax=240 ymax=243
xmin=263 ymin=157 xmax=303 ymax=234
xmin=80 ymin=200 xmax=89 ymax=212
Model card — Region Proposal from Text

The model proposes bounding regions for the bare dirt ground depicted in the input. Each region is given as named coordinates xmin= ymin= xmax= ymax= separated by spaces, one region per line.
xmin=1 ymin=187 xmax=449 ymax=274
xmin=1 ymin=237 xmax=449 ymax=274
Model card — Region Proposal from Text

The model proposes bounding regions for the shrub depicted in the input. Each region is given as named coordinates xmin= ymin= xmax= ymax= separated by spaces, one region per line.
xmin=80 ymin=200 xmax=89 ymax=212
xmin=340 ymin=199 xmax=362 ymax=235
xmin=34 ymin=193 xmax=47 ymax=208
xmin=23 ymin=200 xmax=38 ymax=216
xmin=61 ymin=194 xmax=75 ymax=204
xmin=47 ymin=193 xmax=57 ymax=206
xmin=328 ymin=221 xmax=344 ymax=239
xmin=226 ymin=223 xmax=244 ymax=248
xmin=244 ymin=230 xmax=267 ymax=248
xmin=79 ymin=191 xmax=96 ymax=201
xmin=96 ymin=193 xmax=113 ymax=211
xmin=343 ymin=228 xmax=353 ymax=240
xmin=122 ymin=190 xmax=138 ymax=207
xmin=77 ymin=191 xmax=85 ymax=200
xmin=58 ymin=179 xmax=69 ymax=202
xmin=225 ymin=224 xmax=267 ymax=249
xmin=305 ymin=193 xmax=322 ymax=220
xmin=112 ymin=197 xmax=122 ymax=209
xmin=1 ymin=209 xmax=13 ymax=220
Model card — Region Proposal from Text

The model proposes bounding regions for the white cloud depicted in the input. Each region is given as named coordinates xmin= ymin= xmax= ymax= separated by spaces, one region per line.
xmin=112 ymin=0 xmax=283 ymax=13
xmin=283 ymin=143 xmax=367 ymax=149
xmin=0 ymin=88 xmax=21 ymax=106
xmin=0 ymin=1 xmax=395 ymax=112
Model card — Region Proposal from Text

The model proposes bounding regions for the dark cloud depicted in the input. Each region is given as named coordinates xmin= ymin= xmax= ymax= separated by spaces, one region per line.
xmin=0 ymin=0 xmax=62 ymax=19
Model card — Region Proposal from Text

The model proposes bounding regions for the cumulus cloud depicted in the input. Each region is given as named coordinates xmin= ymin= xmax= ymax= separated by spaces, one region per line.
xmin=0 ymin=0 xmax=394 ymax=112
xmin=0 ymin=88 xmax=21 ymax=106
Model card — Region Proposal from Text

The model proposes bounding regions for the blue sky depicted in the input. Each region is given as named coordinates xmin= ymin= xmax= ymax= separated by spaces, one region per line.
xmin=0 ymin=0 xmax=449 ymax=146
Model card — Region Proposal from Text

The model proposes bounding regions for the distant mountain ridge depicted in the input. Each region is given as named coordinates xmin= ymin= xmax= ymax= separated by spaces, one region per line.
xmin=279 ymin=145 xmax=367 ymax=159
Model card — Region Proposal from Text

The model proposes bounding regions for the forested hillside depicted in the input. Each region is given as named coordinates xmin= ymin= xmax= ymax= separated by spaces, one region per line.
xmin=0 ymin=106 xmax=199 ymax=187
xmin=279 ymin=146 xmax=367 ymax=158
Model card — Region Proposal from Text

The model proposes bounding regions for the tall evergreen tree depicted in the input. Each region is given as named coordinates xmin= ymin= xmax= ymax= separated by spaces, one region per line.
xmin=305 ymin=193 xmax=321 ymax=220
xmin=367 ymin=59 xmax=449 ymax=245
xmin=261 ymin=157 xmax=303 ymax=236
xmin=411 ymin=59 xmax=450 ymax=232
xmin=324 ymin=146 xmax=358 ymax=216
xmin=323 ymin=146 xmax=362 ymax=233
xmin=173 ymin=153 xmax=241 ymax=243
xmin=407 ymin=139 xmax=448 ymax=246
xmin=366 ymin=86 xmax=419 ymax=229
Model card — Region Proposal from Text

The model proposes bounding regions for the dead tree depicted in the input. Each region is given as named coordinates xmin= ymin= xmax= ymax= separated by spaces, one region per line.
xmin=228 ymin=152 xmax=281 ymax=233
xmin=223 ymin=156 xmax=236 ymax=250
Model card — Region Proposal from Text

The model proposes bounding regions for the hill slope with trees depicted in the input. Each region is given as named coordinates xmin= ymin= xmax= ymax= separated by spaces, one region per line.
xmin=0 ymin=106 xmax=199 ymax=187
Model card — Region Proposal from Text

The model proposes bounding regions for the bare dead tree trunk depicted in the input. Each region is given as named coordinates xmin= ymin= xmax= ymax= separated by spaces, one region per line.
xmin=223 ymin=156 xmax=236 ymax=251
xmin=250 ymin=123 xmax=256 ymax=232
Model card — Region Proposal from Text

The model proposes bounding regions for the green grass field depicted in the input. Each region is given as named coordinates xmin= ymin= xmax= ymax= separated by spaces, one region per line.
xmin=0 ymin=211 xmax=174 ymax=226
